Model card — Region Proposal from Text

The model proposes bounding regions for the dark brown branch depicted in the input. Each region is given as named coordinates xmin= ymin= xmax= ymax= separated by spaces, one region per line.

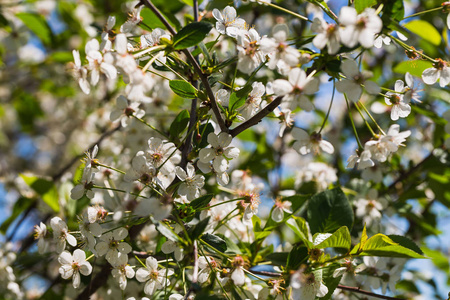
xmin=337 ymin=285 xmax=406 ymax=300
xmin=229 ymin=96 xmax=284 ymax=137
xmin=139 ymin=0 xmax=228 ymax=132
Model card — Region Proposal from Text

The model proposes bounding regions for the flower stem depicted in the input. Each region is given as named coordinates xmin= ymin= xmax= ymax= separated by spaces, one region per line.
xmin=358 ymin=101 xmax=386 ymax=135
xmin=261 ymin=1 xmax=310 ymax=22
xmin=345 ymin=96 xmax=364 ymax=150
xmin=132 ymin=114 xmax=169 ymax=138
xmin=402 ymin=6 xmax=443 ymax=20
xmin=97 ymin=163 xmax=126 ymax=174
xmin=318 ymin=79 xmax=335 ymax=134
xmin=388 ymin=34 xmax=436 ymax=63
xmin=353 ymin=102 xmax=377 ymax=137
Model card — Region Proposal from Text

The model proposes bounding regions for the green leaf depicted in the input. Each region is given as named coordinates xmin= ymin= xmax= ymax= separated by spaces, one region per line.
xmin=155 ymin=221 xmax=180 ymax=242
xmin=404 ymin=20 xmax=441 ymax=46
xmin=354 ymin=0 xmax=377 ymax=13
xmin=312 ymin=226 xmax=352 ymax=250
xmin=20 ymin=174 xmax=60 ymax=212
xmin=307 ymin=188 xmax=354 ymax=234
xmin=201 ymin=233 xmax=227 ymax=252
xmin=381 ymin=0 xmax=404 ymax=23
xmin=169 ymin=109 xmax=190 ymax=138
xmin=0 ymin=197 xmax=35 ymax=234
xmin=265 ymin=252 xmax=289 ymax=266
xmin=190 ymin=194 xmax=214 ymax=210
xmin=422 ymin=247 xmax=449 ymax=272
xmin=16 ymin=13 xmax=52 ymax=45
xmin=189 ymin=216 xmax=210 ymax=240
xmin=352 ymin=234 xmax=426 ymax=258
xmin=173 ymin=22 xmax=213 ymax=50
xmin=229 ymin=92 xmax=246 ymax=111
xmin=169 ymin=80 xmax=198 ymax=99
xmin=387 ymin=235 xmax=424 ymax=255
xmin=287 ymin=245 xmax=309 ymax=271
xmin=286 ymin=216 xmax=313 ymax=249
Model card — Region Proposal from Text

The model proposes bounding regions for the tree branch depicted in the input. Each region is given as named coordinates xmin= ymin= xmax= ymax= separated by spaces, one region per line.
xmin=337 ymin=285 xmax=406 ymax=300
xmin=229 ymin=96 xmax=283 ymax=137
xmin=138 ymin=0 xmax=228 ymax=132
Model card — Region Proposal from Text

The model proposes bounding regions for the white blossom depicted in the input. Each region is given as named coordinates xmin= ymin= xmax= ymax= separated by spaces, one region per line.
xmin=212 ymin=6 xmax=247 ymax=38
xmin=236 ymin=29 xmax=266 ymax=74
xmin=339 ymin=7 xmax=382 ymax=48
xmin=273 ymin=68 xmax=319 ymax=111
xmin=111 ymin=254 xmax=135 ymax=290
xmin=384 ymin=79 xmax=411 ymax=121
xmin=199 ymin=132 xmax=240 ymax=173
xmin=175 ymin=163 xmax=205 ymax=200
xmin=58 ymin=249 xmax=92 ymax=289
xmin=292 ymin=128 xmax=334 ymax=155
xmin=290 ymin=269 xmax=328 ymax=300
xmin=311 ymin=18 xmax=340 ymax=54
xmin=259 ymin=24 xmax=300 ymax=69
xmin=136 ymin=256 xmax=174 ymax=296
xmin=335 ymin=59 xmax=380 ymax=102
xmin=421 ymin=58 xmax=450 ymax=87
xmin=33 ymin=222 xmax=47 ymax=254
xmin=95 ymin=228 xmax=132 ymax=265
xmin=51 ymin=217 xmax=77 ymax=253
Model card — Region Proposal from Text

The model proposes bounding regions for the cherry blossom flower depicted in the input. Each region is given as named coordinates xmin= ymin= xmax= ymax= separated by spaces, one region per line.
xmin=161 ymin=240 xmax=184 ymax=261
xmin=120 ymin=5 xmax=143 ymax=33
xmin=364 ymin=124 xmax=411 ymax=162
xmin=134 ymin=197 xmax=172 ymax=221
xmin=339 ymin=7 xmax=382 ymax=48
xmin=238 ymin=82 xmax=266 ymax=120
xmin=95 ymin=227 xmax=132 ymax=265
xmin=197 ymin=160 xmax=230 ymax=186
xmin=144 ymin=137 xmax=180 ymax=174
xmin=140 ymin=28 xmax=169 ymax=48
xmin=271 ymin=199 xmax=292 ymax=222
xmin=290 ymin=268 xmax=328 ymax=300
xmin=212 ymin=6 xmax=247 ymax=38
xmin=292 ymin=128 xmax=334 ymax=155
xmin=33 ymin=222 xmax=47 ymax=254
xmin=199 ymin=132 xmax=240 ymax=173
xmin=110 ymin=95 xmax=145 ymax=127
xmin=124 ymin=154 xmax=157 ymax=185
xmin=259 ymin=24 xmax=300 ymax=69
xmin=311 ymin=18 xmax=340 ymax=55
xmin=136 ymin=256 xmax=174 ymax=296
xmin=231 ymin=256 xmax=246 ymax=286
xmin=198 ymin=256 xmax=218 ymax=283
xmin=346 ymin=150 xmax=374 ymax=170
xmin=236 ymin=29 xmax=266 ymax=74
xmin=70 ymin=167 xmax=96 ymax=200
xmin=100 ymin=16 xmax=116 ymax=51
xmin=354 ymin=189 xmax=387 ymax=227
xmin=79 ymin=211 xmax=103 ymax=253
xmin=71 ymin=50 xmax=90 ymax=94
xmin=51 ymin=217 xmax=77 ymax=253
xmin=421 ymin=58 xmax=450 ymax=87
xmin=58 ymin=249 xmax=92 ymax=289
xmin=402 ymin=72 xmax=422 ymax=103
xmin=374 ymin=34 xmax=391 ymax=48
xmin=335 ymin=59 xmax=380 ymax=102
xmin=85 ymin=38 xmax=117 ymax=85
xmin=273 ymin=68 xmax=319 ymax=111
xmin=384 ymin=80 xmax=411 ymax=121
xmin=111 ymin=254 xmax=135 ymax=290
xmin=274 ymin=107 xmax=294 ymax=137
xmin=175 ymin=163 xmax=205 ymax=200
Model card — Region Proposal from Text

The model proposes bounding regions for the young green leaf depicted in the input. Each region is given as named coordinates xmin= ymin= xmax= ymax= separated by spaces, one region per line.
xmin=404 ymin=20 xmax=441 ymax=46
xmin=173 ymin=22 xmax=213 ymax=50
xmin=312 ymin=226 xmax=352 ymax=250
xmin=20 ymin=174 xmax=60 ymax=212
xmin=201 ymin=233 xmax=227 ymax=253
xmin=16 ymin=13 xmax=53 ymax=45
xmin=169 ymin=80 xmax=198 ymax=99
xmin=352 ymin=233 xmax=426 ymax=258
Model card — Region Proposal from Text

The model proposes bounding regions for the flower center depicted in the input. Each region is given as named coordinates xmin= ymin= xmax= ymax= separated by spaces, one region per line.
xmin=150 ymin=270 xmax=159 ymax=280
xmin=245 ymin=41 xmax=258 ymax=56
xmin=125 ymin=107 xmax=135 ymax=117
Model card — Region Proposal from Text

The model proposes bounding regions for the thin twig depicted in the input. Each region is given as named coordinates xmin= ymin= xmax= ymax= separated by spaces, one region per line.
xmin=337 ymin=285 xmax=406 ymax=300
xmin=229 ymin=96 xmax=283 ymax=137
